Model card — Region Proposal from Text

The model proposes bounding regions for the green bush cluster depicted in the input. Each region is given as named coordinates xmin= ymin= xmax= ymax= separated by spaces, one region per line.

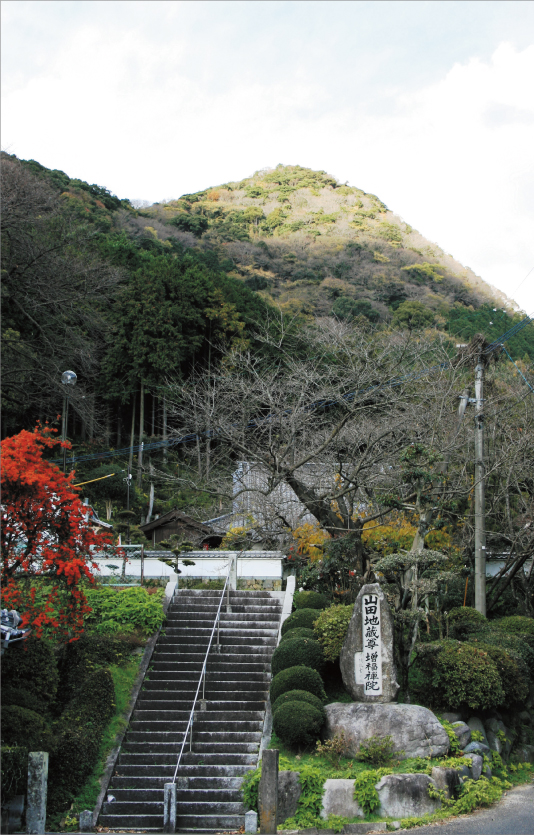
xmin=281 ymin=608 xmax=320 ymax=635
xmin=409 ymin=640 xmax=505 ymax=711
xmin=84 ymin=585 xmax=165 ymax=635
xmin=273 ymin=701 xmax=325 ymax=750
xmin=0 ymin=744 xmax=28 ymax=801
xmin=448 ymin=607 xmax=487 ymax=640
xmin=280 ymin=627 xmax=316 ymax=643
xmin=270 ymin=665 xmax=326 ymax=705
xmin=271 ymin=637 xmax=325 ymax=677
xmin=293 ymin=591 xmax=330 ymax=611
xmin=47 ymin=668 xmax=116 ymax=817
xmin=313 ymin=605 xmax=352 ymax=662
xmin=272 ymin=689 xmax=326 ymax=718
xmin=0 ymin=635 xmax=59 ymax=708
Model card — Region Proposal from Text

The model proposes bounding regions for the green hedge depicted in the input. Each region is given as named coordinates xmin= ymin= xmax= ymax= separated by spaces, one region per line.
xmin=469 ymin=629 xmax=534 ymax=681
xmin=280 ymin=628 xmax=316 ymax=643
xmin=313 ymin=605 xmax=352 ymax=662
xmin=473 ymin=642 xmax=529 ymax=704
xmin=409 ymin=640 xmax=505 ymax=711
xmin=293 ymin=591 xmax=329 ymax=611
xmin=281 ymin=609 xmax=320 ymax=635
xmin=0 ymin=705 xmax=55 ymax=753
xmin=47 ymin=667 xmax=116 ymax=816
xmin=495 ymin=616 xmax=534 ymax=636
xmin=448 ymin=607 xmax=487 ymax=640
xmin=56 ymin=633 xmax=127 ymax=708
xmin=272 ymin=689 xmax=326 ymax=718
xmin=271 ymin=637 xmax=325 ymax=677
xmin=270 ymin=665 xmax=326 ymax=704
xmin=0 ymin=636 xmax=58 ymax=707
xmin=272 ymin=701 xmax=325 ymax=749
xmin=84 ymin=586 xmax=165 ymax=634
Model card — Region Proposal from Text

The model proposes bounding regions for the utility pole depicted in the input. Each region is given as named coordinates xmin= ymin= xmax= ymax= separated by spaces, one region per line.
xmin=474 ymin=357 xmax=486 ymax=615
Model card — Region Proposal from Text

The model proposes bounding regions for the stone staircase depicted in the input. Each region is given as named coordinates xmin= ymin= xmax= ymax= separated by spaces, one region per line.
xmin=98 ymin=588 xmax=282 ymax=832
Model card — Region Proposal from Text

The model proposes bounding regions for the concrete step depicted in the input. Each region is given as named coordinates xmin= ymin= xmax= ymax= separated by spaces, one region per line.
xmin=110 ymin=775 xmax=245 ymax=790
xmin=145 ymin=669 xmax=269 ymax=682
xmin=135 ymin=698 xmax=267 ymax=711
xmin=132 ymin=709 xmax=264 ymax=722
xmin=118 ymin=751 xmax=258 ymax=765
xmin=122 ymin=740 xmax=260 ymax=754
xmin=105 ymin=787 xmax=244 ymax=803
xmin=129 ymin=720 xmax=262 ymax=734
xmin=126 ymin=731 xmax=262 ymax=744
xmin=113 ymin=764 xmax=254 ymax=778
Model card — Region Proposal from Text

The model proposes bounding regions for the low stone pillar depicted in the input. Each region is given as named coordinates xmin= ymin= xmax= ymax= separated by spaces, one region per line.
xmin=163 ymin=782 xmax=176 ymax=833
xmin=79 ymin=809 xmax=93 ymax=831
xmin=26 ymin=752 xmax=48 ymax=835
xmin=259 ymin=749 xmax=278 ymax=834
xmin=245 ymin=809 xmax=258 ymax=833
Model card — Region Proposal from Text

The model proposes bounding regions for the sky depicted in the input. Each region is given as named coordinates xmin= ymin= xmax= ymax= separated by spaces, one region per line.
xmin=2 ymin=0 xmax=534 ymax=313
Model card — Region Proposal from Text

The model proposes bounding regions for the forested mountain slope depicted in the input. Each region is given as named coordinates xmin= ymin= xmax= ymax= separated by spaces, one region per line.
xmin=2 ymin=154 xmax=532 ymax=443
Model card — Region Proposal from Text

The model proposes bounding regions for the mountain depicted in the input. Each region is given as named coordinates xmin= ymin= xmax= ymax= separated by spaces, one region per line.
xmin=142 ymin=163 xmax=515 ymax=327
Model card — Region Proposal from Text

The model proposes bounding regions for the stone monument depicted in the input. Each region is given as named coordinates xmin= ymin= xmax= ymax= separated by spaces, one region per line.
xmin=340 ymin=583 xmax=399 ymax=703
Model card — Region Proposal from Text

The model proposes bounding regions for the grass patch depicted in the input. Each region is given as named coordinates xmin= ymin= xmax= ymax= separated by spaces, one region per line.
xmin=50 ymin=655 xmax=142 ymax=831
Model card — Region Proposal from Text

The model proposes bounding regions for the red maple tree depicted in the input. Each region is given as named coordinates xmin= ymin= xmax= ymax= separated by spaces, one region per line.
xmin=1 ymin=424 xmax=113 ymax=640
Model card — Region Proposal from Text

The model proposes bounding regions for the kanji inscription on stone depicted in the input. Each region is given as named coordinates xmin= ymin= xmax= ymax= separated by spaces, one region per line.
xmin=359 ymin=593 xmax=382 ymax=695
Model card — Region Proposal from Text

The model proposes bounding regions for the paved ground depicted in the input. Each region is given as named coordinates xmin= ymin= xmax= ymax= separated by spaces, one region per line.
xmin=403 ymin=779 xmax=534 ymax=835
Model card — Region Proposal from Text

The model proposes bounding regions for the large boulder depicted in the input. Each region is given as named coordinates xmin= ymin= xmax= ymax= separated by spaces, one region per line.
xmin=430 ymin=767 xmax=461 ymax=799
xmin=324 ymin=702 xmax=450 ymax=759
xmin=451 ymin=721 xmax=471 ymax=749
xmin=467 ymin=717 xmax=489 ymax=746
xmin=320 ymin=779 xmax=364 ymax=820
xmin=376 ymin=774 xmax=441 ymax=818
xmin=277 ymin=771 xmax=301 ymax=825
xmin=340 ymin=584 xmax=399 ymax=703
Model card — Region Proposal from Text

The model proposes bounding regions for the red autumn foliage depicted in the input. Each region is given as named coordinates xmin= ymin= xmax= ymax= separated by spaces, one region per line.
xmin=1 ymin=424 xmax=113 ymax=640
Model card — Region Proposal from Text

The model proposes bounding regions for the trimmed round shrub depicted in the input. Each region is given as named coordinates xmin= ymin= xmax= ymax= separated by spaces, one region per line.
xmin=0 ymin=705 xmax=55 ymax=753
xmin=471 ymin=642 xmax=529 ymax=705
xmin=448 ymin=607 xmax=487 ymax=640
xmin=495 ymin=616 xmax=534 ymax=635
xmin=409 ymin=640 xmax=505 ymax=711
xmin=293 ymin=591 xmax=329 ymax=611
xmin=270 ymin=665 xmax=327 ymax=704
xmin=272 ymin=701 xmax=324 ymax=749
xmin=313 ymin=604 xmax=353 ymax=662
xmin=280 ymin=628 xmax=316 ymax=643
xmin=470 ymin=629 xmax=534 ymax=681
xmin=272 ymin=689 xmax=326 ymax=718
xmin=271 ymin=637 xmax=325 ymax=676
xmin=0 ymin=636 xmax=58 ymax=706
xmin=56 ymin=633 xmax=127 ymax=708
xmin=281 ymin=608 xmax=320 ymax=636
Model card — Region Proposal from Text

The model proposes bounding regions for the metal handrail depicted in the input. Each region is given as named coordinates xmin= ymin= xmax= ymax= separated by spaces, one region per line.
xmin=171 ymin=558 xmax=233 ymax=784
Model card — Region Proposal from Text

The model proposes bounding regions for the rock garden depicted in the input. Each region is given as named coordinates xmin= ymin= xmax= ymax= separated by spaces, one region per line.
xmin=243 ymin=587 xmax=534 ymax=832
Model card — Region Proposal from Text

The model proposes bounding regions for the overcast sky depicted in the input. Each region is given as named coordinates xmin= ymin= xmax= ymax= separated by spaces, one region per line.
xmin=2 ymin=0 xmax=533 ymax=312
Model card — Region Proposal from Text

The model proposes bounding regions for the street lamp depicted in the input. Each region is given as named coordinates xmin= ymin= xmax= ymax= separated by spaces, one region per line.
xmin=61 ymin=370 xmax=77 ymax=473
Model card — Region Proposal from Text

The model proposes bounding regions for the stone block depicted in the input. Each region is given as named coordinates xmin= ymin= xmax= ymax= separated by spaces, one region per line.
xmin=451 ymin=721 xmax=471 ymax=749
xmin=441 ymin=711 xmax=463 ymax=723
xmin=376 ymin=773 xmax=441 ymax=818
xmin=343 ymin=825 xmax=386 ymax=833
xmin=486 ymin=730 xmax=502 ymax=755
xmin=278 ymin=771 xmax=301 ymax=825
xmin=514 ymin=744 xmax=534 ymax=763
xmin=467 ymin=717 xmax=489 ymax=746
xmin=463 ymin=741 xmax=490 ymax=756
xmin=325 ymin=702 xmax=449 ymax=759
xmin=27 ymin=751 xmax=48 ymax=835
xmin=463 ymin=754 xmax=483 ymax=780
xmin=430 ymin=767 xmax=461 ymax=798
xmin=246 ymin=810 xmax=258 ymax=833
xmin=340 ymin=584 xmax=399 ymax=703
xmin=79 ymin=810 xmax=93 ymax=831
xmin=259 ymin=749 xmax=279 ymax=834
xmin=320 ymin=779 xmax=364 ymax=820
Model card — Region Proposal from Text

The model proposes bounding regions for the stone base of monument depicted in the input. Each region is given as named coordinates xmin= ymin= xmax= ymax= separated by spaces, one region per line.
xmin=324 ymin=702 xmax=450 ymax=760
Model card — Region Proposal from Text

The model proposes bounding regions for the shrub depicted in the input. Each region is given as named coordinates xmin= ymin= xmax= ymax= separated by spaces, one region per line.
xmin=0 ymin=705 xmax=55 ymax=753
xmin=0 ymin=635 xmax=58 ymax=707
xmin=313 ymin=605 xmax=352 ymax=662
xmin=470 ymin=642 xmax=529 ymax=705
xmin=271 ymin=637 xmax=325 ymax=677
xmin=281 ymin=609 xmax=320 ymax=635
xmin=315 ymin=731 xmax=348 ymax=768
xmin=469 ymin=628 xmax=534 ymax=681
xmin=48 ymin=667 xmax=115 ymax=816
xmin=84 ymin=585 xmax=165 ymax=635
xmin=272 ymin=701 xmax=324 ymax=749
xmin=272 ymin=689 xmax=326 ymax=717
xmin=495 ymin=615 xmax=534 ymax=636
xmin=356 ymin=734 xmax=396 ymax=766
xmin=409 ymin=640 xmax=505 ymax=711
xmin=270 ymin=665 xmax=327 ymax=704
xmin=293 ymin=591 xmax=329 ymax=611
xmin=56 ymin=633 xmax=127 ymax=708
xmin=280 ymin=628 xmax=316 ymax=643
xmin=1 ymin=745 xmax=28 ymax=801
xmin=448 ymin=607 xmax=487 ymax=640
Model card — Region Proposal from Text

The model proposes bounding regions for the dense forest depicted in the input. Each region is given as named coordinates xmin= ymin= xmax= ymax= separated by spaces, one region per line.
xmin=2 ymin=154 xmax=533 ymax=599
